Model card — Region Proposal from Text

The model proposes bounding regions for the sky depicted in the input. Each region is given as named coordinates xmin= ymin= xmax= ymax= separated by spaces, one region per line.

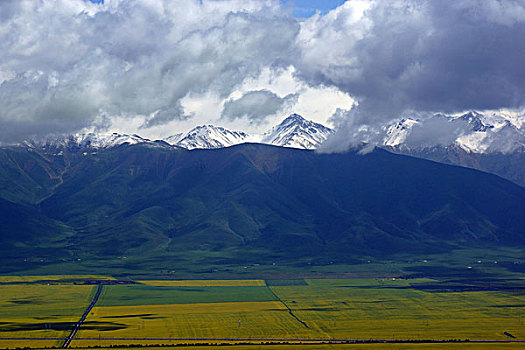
xmin=1 ymin=0 xmax=525 ymax=148
xmin=281 ymin=0 xmax=347 ymax=17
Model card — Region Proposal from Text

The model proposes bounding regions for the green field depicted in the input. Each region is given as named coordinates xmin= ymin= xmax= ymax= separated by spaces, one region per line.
xmin=97 ymin=284 xmax=278 ymax=306
xmin=0 ymin=274 xmax=524 ymax=349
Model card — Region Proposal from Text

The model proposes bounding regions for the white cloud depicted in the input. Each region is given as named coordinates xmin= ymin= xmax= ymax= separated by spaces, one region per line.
xmin=1 ymin=0 xmax=525 ymax=150
xmin=0 ymin=0 xmax=299 ymax=141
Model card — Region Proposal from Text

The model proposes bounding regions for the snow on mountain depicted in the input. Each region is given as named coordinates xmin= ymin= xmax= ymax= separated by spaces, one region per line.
xmin=164 ymin=125 xmax=251 ymax=150
xmin=21 ymin=111 xmax=522 ymax=154
xmin=383 ymin=118 xmax=420 ymax=147
xmin=261 ymin=114 xmax=334 ymax=149
xmin=25 ymin=132 xmax=153 ymax=150
xmin=20 ymin=114 xmax=333 ymax=152
xmin=163 ymin=114 xmax=334 ymax=150
xmin=383 ymin=112 xmax=525 ymax=153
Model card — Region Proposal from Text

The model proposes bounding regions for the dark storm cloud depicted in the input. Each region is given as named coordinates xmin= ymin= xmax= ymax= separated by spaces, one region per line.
xmin=298 ymin=0 xmax=525 ymax=151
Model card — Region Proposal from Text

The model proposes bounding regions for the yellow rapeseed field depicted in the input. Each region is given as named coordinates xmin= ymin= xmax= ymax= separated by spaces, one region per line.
xmin=0 ymin=284 xmax=95 ymax=348
xmin=72 ymin=301 xmax=317 ymax=347
xmin=269 ymin=279 xmax=525 ymax=341
xmin=0 ymin=275 xmax=115 ymax=283
xmin=3 ymin=277 xmax=525 ymax=349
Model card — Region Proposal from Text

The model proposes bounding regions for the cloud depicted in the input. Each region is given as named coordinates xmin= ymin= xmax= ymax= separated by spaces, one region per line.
xmin=2 ymin=0 xmax=525 ymax=149
xmin=297 ymin=0 xmax=525 ymax=150
xmin=0 ymin=0 xmax=299 ymax=142
xmin=404 ymin=117 xmax=470 ymax=148
xmin=140 ymin=103 xmax=193 ymax=129
xmin=221 ymin=89 xmax=298 ymax=124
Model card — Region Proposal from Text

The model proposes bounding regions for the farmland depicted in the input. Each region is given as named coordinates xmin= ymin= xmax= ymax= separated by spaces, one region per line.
xmin=0 ymin=283 xmax=95 ymax=348
xmin=0 ymin=276 xmax=524 ymax=349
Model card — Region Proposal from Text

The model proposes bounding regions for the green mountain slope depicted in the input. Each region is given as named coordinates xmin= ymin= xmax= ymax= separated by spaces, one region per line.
xmin=0 ymin=143 xmax=524 ymax=273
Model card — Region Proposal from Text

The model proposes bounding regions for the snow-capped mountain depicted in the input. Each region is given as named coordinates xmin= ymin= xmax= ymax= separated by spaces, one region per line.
xmin=261 ymin=114 xmax=334 ymax=149
xmin=162 ymin=114 xmax=334 ymax=150
xmin=165 ymin=125 xmax=251 ymax=150
xmin=20 ymin=111 xmax=523 ymax=155
xmin=383 ymin=112 xmax=525 ymax=154
xmin=381 ymin=111 xmax=525 ymax=187
xmin=24 ymin=132 xmax=154 ymax=150
xmin=20 ymin=114 xmax=334 ymax=152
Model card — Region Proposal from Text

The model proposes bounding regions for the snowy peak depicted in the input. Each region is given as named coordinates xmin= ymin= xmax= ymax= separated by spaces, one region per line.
xmin=457 ymin=112 xmax=493 ymax=132
xmin=25 ymin=132 xmax=153 ymax=151
xmin=262 ymin=114 xmax=334 ymax=150
xmin=383 ymin=111 xmax=525 ymax=153
xmin=21 ymin=114 xmax=334 ymax=152
xmin=383 ymin=118 xmax=420 ymax=147
xmin=280 ymin=113 xmax=308 ymax=126
xmin=165 ymin=125 xmax=250 ymax=150
xmin=163 ymin=114 xmax=335 ymax=150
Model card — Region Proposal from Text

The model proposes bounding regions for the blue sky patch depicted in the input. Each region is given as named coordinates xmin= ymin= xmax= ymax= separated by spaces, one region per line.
xmin=282 ymin=0 xmax=346 ymax=18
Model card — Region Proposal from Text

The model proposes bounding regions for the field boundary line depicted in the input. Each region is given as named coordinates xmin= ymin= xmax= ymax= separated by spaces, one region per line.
xmin=63 ymin=337 xmax=525 ymax=343
xmin=265 ymin=284 xmax=309 ymax=328
xmin=2 ymin=337 xmax=525 ymax=344
xmin=62 ymin=284 xmax=103 ymax=348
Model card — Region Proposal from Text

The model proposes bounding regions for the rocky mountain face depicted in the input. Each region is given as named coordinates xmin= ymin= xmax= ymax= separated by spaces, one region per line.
xmin=164 ymin=125 xmax=251 ymax=150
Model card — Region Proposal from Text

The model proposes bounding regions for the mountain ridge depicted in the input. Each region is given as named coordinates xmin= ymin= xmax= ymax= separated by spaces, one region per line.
xmin=12 ymin=111 xmax=525 ymax=188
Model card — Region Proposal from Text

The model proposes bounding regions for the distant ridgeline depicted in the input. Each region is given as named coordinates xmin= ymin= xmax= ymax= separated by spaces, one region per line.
xmin=0 ymin=141 xmax=524 ymax=274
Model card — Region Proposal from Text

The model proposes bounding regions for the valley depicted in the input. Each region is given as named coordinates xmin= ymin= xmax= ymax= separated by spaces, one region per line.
xmin=2 ymin=1 xmax=525 ymax=349
xmin=1 ymin=118 xmax=524 ymax=350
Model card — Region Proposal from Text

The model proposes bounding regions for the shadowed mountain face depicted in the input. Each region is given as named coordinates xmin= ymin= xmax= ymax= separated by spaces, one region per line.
xmin=391 ymin=145 xmax=525 ymax=188
xmin=0 ymin=143 xmax=524 ymax=265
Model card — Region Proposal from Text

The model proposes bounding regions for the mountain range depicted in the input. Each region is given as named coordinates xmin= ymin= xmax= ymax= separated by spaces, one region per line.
xmin=1 ymin=112 xmax=524 ymax=274
xmin=22 ymin=112 xmax=525 ymax=187
xmin=25 ymin=114 xmax=335 ymax=152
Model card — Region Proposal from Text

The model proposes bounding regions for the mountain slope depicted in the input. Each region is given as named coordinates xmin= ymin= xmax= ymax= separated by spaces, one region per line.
xmin=11 ymin=143 xmax=520 ymax=261
xmin=392 ymin=144 xmax=525 ymax=188
xmin=0 ymin=197 xmax=73 ymax=258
